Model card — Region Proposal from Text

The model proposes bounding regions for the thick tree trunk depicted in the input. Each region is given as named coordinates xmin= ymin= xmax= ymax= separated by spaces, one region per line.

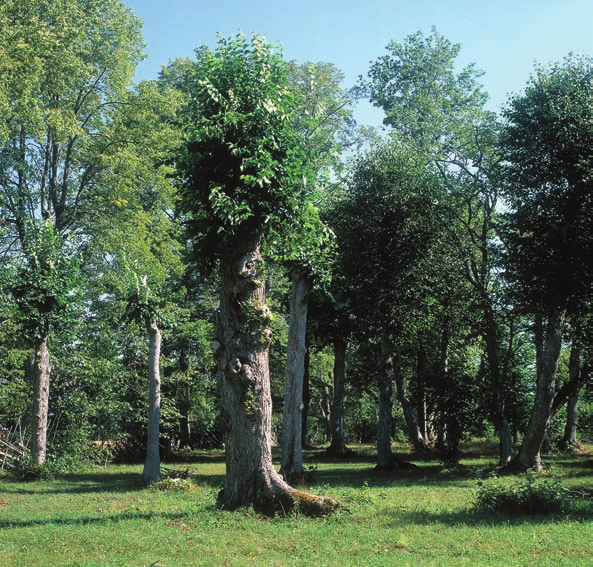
xmin=393 ymin=348 xmax=425 ymax=451
xmin=214 ymin=235 xmax=338 ymax=515
xmin=513 ymin=306 xmax=567 ymax=472
xmin=326 ymin=338 xmax=349 ymax=456
xmin=142 ymin=319 xmax=162 ymax=485
xmin=280 ymin=269 xmax=310 ymax=485
xmin=30 ymin=335 xmax=50 ymax=466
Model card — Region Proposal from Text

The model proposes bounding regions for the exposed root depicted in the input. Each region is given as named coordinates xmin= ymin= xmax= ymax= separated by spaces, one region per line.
xmin=218 ymin=487 xmax=340 ymax=517
xmin=290 ymin=489 xmax=341 ymax=517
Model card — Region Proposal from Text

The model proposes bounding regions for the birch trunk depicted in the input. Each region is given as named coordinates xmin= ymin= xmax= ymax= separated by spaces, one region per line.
xmin=142 ymin=319 xmax=162 ymax=485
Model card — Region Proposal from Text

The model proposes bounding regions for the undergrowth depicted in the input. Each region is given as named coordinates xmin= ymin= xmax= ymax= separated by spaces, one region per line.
xmin=473 ymin=471 xmax=570 ymax=515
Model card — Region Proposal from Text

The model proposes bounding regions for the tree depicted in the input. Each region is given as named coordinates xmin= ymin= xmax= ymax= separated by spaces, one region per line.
xmin=0 ymin=0 xmax=145 ymax=465
xmin=332 ymin=143 xmax=442 ymax=468
xmin=364 ymin=28 xmax=519 ymax=464
xmin=500 ymin=54 xmax=593 ymax=471
xmin=175 ymin=33 xmax=338 ymax=515
xmin=278 ymin=61 xmax=352 ymax=484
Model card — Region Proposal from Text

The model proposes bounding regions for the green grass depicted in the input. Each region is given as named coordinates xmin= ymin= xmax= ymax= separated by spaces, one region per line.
xmin=1 ymin=443 xmax=593 ymax=567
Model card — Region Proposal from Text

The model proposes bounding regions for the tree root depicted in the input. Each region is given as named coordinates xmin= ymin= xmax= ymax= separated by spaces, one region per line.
xmin=219 ymin=487 xmax=340 ymax=517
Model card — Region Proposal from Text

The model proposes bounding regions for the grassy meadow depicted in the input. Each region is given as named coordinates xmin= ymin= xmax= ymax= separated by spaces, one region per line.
xmin=1 ymin=442 xmax=593 ymax=567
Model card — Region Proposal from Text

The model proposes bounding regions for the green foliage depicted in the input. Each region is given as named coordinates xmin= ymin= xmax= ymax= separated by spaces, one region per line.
xmin=175 ymin=33 xmax=316 ymax=267
xmin=363 ymin=27 xmax=487 ymax=153
xmin=500 ymin=54 xmax=593 ymax=310
xmin=473 ymin=472 xmax=569 ymax=515
xmin=6 ymin=221 xmax=83 ymax=339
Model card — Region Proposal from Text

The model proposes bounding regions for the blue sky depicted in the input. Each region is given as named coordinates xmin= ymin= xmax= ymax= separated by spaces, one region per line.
xmin=125 ymin=0 xmax=593 ymax=125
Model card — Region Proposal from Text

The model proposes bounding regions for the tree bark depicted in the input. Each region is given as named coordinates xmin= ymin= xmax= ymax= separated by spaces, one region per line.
xmin=215 ymin=235 xmax=338 ymax=515
xmin=376 ymin=331 xmax=396 ymax=470
xmin=513 ymin=305 xmax=567 ymax=471
xmin=558 ymin=344 xmax=581 ymax=450
xmin=142 ymin=319 xmax=162 ymax=485
xmin=393 ymin=348 xmax=425 ymax=451
xmin=30 ymin=335 xmax=50 ymax=466
xmin=280 ymin=269 xmax=310 ymax=485
xmin=301 ymin=349 xmax=311 ymax=446
xmin=326 ymin=338 xmax=349 ymax=456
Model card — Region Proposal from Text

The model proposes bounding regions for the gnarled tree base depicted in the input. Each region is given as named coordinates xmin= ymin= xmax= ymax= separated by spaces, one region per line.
xmin=217 ymin=486 xmax=340 ymax=517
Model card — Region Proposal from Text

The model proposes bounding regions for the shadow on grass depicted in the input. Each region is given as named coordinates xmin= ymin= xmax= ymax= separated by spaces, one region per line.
xmin=380 ymin=503 xmax=593 ymax=527
xmin=0 ymin=472 xmax=147 ymax=495
xmin=0 ymin=509 xmax=201 ymax=531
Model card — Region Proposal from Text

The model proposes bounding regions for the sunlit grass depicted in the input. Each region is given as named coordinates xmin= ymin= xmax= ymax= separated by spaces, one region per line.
xmin=1 ymin=442 xmax=592 ymax=566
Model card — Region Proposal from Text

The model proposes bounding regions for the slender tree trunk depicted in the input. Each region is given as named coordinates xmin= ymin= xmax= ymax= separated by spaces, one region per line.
xmin=142 ymin=319 xmax=162 ymax=485
xmin=376 ymin=331 xmax=396 ymax=470
xmin=214 ymin=235 xmax=338 ymax=515
xmin=482 ymin=305 xmax=513 ymax=465
xmin=559 ymin=344 xmax=581 ymax=450
xmin=393 ymin=348 xmax=425 ymax=451
xmin=562 ymin=393 xmax=579 ymax=447
xmin=513 ymin=305 xmax=567 ymax=471
xmin=301 ymin=349 xmax=310 ymax=446
xmin=280 ymin=269 xmax=310 ymax=485
xmin=326 ymin=338 xmax=348 ymax=456
xmin=30 ymin=335 xmax=50 ymax=466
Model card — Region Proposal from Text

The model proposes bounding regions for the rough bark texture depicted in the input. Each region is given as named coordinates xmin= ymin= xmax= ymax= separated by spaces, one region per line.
xmin=214 ymin=235 xmax=339 ymax=515
xmin=142 ymin=320 xmax=162 ymax=485
xmin=280 ymin=269 xmax=310 ymax=485
xmin=30 ymin=335 xmax=50 ymax=466
xmin=326 ymin=338 xmax=349 ymax=456
xmin=513 ymin=306 xmax=567 ymax=472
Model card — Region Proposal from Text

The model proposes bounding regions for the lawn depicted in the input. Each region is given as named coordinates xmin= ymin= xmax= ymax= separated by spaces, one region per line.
xmin=1 ymin=443 xmax=593 ymax=567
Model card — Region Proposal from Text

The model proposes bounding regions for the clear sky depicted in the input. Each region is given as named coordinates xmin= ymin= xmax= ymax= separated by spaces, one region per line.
xmin=125 ymin=0 xmax=593 ymax=125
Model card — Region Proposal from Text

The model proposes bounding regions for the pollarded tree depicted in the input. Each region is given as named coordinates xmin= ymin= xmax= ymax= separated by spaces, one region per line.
xmin=175 ymin=33 xmax=339 ymax=515
xmin=500 ymin=54 xmax=593 ymax=471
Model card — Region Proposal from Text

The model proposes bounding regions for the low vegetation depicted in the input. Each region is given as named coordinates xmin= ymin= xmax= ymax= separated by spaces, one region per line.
xmin=1 ymin=442 xmax=592 ymax=567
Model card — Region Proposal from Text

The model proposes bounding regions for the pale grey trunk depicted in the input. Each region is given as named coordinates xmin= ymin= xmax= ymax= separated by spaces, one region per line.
xmin=280 ymin=269 xmax=310 ymax=485
xmin=376 ymin=332 xmax=395 ymax=469
xmin=515 ymin=306 xmax=567 ymax=471
xmin=560 ymin=344 xmax=581 ymax=448
xmin=499 ymin=416 xmax=513 ymax=465
xmin=142 ymin=319 xmax=162 ymax=485
xmin=563 ymin=393 xmax=579 ymax=447
xmin=393 ymin=348 xmax=425 ymax=451
xmin=327 ymin=338 xmax=348 ymax=455
xmin=301 ymin=349 xmax=310 ymax=446
xmin=30 ymin=335 xmax=50 ymax=466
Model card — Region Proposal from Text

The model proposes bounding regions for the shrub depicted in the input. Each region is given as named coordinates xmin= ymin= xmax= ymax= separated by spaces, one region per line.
xmin=473 ymin=471 xmax=569 ymax=515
